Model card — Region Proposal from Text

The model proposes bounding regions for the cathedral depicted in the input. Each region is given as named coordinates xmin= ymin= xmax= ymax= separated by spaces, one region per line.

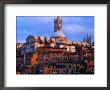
xmin=16 ymin=16 xmax=94 ymax=74
xmin=20 ymin=16 xmax=76 ymax=55
xmin=83 ymin=33 xmax=92 ymax=45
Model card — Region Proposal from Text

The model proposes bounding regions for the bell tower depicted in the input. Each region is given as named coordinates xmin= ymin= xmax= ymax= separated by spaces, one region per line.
xmin=54 ymin=16 xmax=62 ymax=32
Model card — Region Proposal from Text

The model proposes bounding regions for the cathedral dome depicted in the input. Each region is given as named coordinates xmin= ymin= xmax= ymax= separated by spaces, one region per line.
xmin=52 ymin=30 xmax=65 ymax=37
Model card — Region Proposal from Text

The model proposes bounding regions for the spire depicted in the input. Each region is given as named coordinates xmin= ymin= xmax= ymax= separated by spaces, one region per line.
xmin=89 ymin=35 xmax=92 ymax=40
xmin=85 ymin=33 xmax=92 ymax=44
xmin=86 ymin=33 xmax=89 ymax=41
xmin=54 ymin=16 xmax=62 ymax=32
xmin=86 ymin=33 xmax=90 ymax=43
xmin=83 ymin=36 xmax=86 ymax=42
xmin=89 ymin=34 xmax=92 ymax=45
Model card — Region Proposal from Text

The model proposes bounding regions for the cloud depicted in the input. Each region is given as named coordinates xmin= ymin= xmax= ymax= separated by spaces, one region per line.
xmin=17 ymin=40 xmax=25 ymax=43
xmin=72 ymin=17 xmax=82 ymax=22
xmin=62 ymin=24 xmax=94 ymax=41
xmin=63 ymin=24 xmax=93 ymax=35
xmin=63 ymin=17 xmax=82 ymax=23
xmin=17 ymin=29 xmax=29 ymax=35
xmin=22 ymin=29 xmax=28 ymax=34
xmin=34 ymin=16 xmax=55 ymax=23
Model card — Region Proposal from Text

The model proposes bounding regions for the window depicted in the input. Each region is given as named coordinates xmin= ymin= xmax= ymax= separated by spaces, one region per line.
xmin=66 ymin=70 xmax=68 ymax=73
xmin=63 ymin=70 xmax=65 ymax=72
xmin=69 ymin=65 xmax=71 ymax=68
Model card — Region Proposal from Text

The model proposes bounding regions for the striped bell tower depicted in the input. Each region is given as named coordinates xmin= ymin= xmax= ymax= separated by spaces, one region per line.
xmin=54 ymin=16 xmax=62 ymax=32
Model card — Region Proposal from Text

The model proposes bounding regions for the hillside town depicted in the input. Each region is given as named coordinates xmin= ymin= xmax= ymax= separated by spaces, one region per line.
xmin=16 ymin=16 xmax=94 ymax=74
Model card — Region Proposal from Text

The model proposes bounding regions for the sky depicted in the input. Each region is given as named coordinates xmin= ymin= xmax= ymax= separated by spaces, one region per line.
xmin=16 ymin=16 xmax=94 ymax=43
